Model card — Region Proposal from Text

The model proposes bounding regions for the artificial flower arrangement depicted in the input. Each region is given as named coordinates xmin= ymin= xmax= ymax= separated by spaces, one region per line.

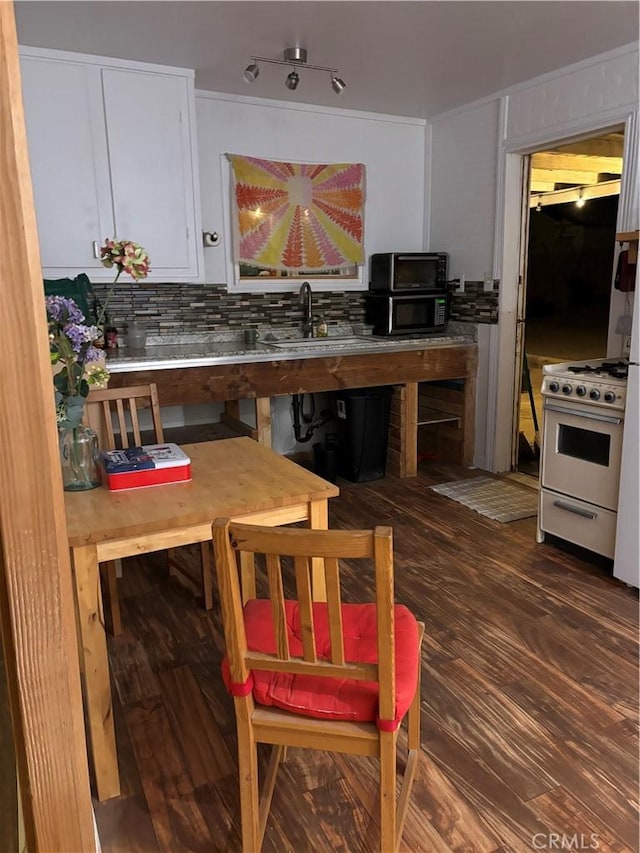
xmin=100 ymin=238 xmax=151 ymax=285
xmin=47 ymin=296 xmax=105 ymax=428
xmin=47 ymin=238 xmax=151 ymax=429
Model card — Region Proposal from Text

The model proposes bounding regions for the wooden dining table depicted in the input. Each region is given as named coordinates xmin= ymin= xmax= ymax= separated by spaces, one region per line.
xmin=64 ymin=437 xmax=339 ymax=801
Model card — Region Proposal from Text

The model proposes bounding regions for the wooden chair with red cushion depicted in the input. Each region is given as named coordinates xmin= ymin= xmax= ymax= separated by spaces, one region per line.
xmin=87 ymin=383 xmax=212 ymax=634
xmin=211 ymin=518 xmax=424 ymax=852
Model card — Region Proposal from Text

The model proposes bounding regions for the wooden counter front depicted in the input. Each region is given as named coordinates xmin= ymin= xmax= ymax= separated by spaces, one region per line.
xmin=107 ymin=343 xmax=477 ymax=474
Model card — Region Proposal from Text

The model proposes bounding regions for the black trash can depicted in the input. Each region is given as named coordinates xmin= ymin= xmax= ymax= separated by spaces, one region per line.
xmin=335 ymin=386 xmax=393 ymax=482
xmin=312 ymin=432 xmax=340 ymax=484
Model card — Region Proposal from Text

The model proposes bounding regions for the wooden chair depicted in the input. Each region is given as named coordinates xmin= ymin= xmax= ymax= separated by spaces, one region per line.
xmin=87 ymin=384 xmax=212 ymax=634
xmin=211 ymin=519 xmax=424 ymax=852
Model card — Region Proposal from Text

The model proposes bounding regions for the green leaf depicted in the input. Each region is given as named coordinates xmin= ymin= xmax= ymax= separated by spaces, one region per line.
xmin=61 ymin=395 xmax=85 ymax=430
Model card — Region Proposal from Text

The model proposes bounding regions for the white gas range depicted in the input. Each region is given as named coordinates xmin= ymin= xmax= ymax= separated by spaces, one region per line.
xmin=537 ymin=357 xmax=629 ymax=559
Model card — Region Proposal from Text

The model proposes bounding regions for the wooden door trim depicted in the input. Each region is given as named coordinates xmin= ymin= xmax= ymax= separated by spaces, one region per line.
xmin=0 ymin=3 xmax=96 ymax=849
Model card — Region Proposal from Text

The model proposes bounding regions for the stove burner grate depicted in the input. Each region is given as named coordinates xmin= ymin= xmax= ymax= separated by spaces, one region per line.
xmin=567 ymin=360 xmax=628 ymax=380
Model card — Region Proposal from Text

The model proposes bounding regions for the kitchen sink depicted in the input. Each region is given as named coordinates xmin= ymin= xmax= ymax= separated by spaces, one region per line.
xmin=268 ymin=336 xmax=373 ymax=349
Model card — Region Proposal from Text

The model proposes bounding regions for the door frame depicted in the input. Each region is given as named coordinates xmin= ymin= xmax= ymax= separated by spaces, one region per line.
xmin=488 ymin=105 xmax=637 ymax=473
xmin=0 ymin=2 xmax=96 ymax=849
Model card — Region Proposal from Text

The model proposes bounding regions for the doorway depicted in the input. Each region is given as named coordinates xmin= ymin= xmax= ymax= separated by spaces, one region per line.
xmin=515 ymin=131 xmax=623 ymax=476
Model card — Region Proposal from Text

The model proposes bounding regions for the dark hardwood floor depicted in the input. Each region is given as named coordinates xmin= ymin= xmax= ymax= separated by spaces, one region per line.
xmin=93 ymin=461 xmax=639 ymax=853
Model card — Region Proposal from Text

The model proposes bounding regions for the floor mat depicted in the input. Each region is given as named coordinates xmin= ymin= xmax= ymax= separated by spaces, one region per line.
xmin=430 ymin=476 xmax=539 ymax=522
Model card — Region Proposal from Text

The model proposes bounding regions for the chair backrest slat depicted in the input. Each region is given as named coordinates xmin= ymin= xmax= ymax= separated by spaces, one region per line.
xmin=99 ymin=400 xmax=117 ymax=448
xmin=149 ymin=384 xmax=165 ymax=442
xmin=324 ymin=557 xmax=345 ymax=666
xmin=293 ymin=555 xmax=317 ymax=662
xmin=128 ymin=398 xmax=143 ymax=446
xmin=374 ymin=530 xmax=395 ymax=722
xmin=266 ymin=553 xmax=289 ymax=659
xmin=114 ymin=399 xmax=129 ymax=445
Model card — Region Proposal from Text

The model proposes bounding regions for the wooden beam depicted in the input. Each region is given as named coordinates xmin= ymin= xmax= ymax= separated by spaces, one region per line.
xmin=529 ymin=179 xmax=620 ymax=208
xmin=531 ymin=152 xmax=623 ymax=175
xmin=531 ymin=167 xmax=600 ymax=186
xmin=0 ymin=2 xmax=96 ymax=850
xmin=529 ymin=180 xmax=555 ymax=192
xmin=107 ymin=346 xmax=477 ymax=406
xmin=551 ymin=135 xmax=625 ymax=158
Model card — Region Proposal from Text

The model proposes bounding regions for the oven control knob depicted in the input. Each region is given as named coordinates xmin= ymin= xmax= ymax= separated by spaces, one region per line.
xmin=589 ymin=388 xmax=601 ymax=401
xmin=576 ymin=385 xmax=587 ymax=396
xmin=562 ymin=384 xmax=572 ymax=395
xmin=549 ymin=380 xmax=560 ymax=393
xmin=604 ymin=391 xmax=616 ymax=403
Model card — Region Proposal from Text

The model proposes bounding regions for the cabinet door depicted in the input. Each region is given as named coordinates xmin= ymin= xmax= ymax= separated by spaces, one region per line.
xmin=102 ymin=68 xmax=201 ymax=280
xmin=20 ymin=56 xmax=115 ymax=279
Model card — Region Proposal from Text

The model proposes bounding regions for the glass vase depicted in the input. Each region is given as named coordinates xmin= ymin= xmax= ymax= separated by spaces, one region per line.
xmin=59 ymin=424 xmax=101 ymax=491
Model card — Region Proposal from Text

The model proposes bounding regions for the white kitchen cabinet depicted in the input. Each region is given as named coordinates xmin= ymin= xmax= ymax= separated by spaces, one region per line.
xmin=20 ymin=48 xmax=202 ymax=282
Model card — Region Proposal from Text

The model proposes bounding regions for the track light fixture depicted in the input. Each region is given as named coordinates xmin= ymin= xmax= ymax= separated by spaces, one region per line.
xmin=575 ymin=188 xmax=586 ymax=208
xmin=243 ymin=47 xmax=346 ymax=94
xmin=535 ymin=197 xmax=542 ymax=212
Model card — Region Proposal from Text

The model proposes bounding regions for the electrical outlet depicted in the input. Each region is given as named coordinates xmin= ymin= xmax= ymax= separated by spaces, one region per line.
xmin=456 ymin=274 xmax=465 ymax=293
xmin=483 ymin=271 xmax=494 ymax=292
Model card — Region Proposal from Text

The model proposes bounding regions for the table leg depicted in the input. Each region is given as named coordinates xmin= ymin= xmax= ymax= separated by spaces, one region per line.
xmin=308 ymin=499 xmax=328 ymax=602
xmin=71 ymin=545 xmax=120 ymax=800
xmin=404 ymin=382 xmax=418 ymax=477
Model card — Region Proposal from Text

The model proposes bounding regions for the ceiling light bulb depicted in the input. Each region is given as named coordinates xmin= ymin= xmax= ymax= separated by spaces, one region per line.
xmin=575 ymin=195 xmax=586 ymax=208
xmin=535 ymin=198 xmax=542 ymax=212
xmin=243 ymin=63 xmax=259 ymax=83
xmin=330 ymin=75 xmax=346 ymax=94
xmin=285 ymin=70 xmax=300 ymax=91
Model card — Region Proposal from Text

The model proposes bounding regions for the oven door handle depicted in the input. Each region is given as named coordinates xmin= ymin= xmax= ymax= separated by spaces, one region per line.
xmin=544 ymin=403 xmax=622 ymax=425
xmin=553 ymin=499 xmax=598 ymax=520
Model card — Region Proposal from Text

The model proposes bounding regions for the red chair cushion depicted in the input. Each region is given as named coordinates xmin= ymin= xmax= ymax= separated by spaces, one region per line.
xmin=225 ymin=600 xmax=420 ymax=729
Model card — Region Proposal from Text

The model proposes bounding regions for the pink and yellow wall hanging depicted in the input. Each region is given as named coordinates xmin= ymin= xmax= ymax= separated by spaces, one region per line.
xmin=227 ymin=154 xmax=365 ymax=272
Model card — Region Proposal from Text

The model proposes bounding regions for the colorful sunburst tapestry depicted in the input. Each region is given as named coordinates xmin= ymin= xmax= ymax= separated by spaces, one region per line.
xmin=228 ymin=154 xmax=366 ymax=272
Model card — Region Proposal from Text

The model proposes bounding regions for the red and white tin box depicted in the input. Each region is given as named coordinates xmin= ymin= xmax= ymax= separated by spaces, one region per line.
xmin=100 ymin=443 xmax=191 ymax=491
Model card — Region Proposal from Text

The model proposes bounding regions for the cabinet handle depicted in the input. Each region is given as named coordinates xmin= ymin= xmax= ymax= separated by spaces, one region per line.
xmin=92 ymin=241 xmax=100 ymax=259
xmin=545 ymin=403 xmax=621 ymax=425
xmin=553 ymin=500 xmax=597 ymax=520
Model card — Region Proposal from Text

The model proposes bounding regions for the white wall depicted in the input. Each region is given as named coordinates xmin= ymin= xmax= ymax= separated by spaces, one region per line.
xmin=428 ymin=99 xmax=501 ymax=470
xmin=195 ymin=92 xmax=426 ymax=288
xmin=429 ymin=100 xmax=501 ymax=281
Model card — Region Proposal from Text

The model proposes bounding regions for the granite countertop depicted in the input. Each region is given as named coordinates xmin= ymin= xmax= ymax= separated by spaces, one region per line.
xmin=105 ymin=326 xmax=476 ymax=373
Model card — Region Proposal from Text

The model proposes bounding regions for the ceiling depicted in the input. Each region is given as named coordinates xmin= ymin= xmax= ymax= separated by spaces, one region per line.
xmin=13 ymin=1 xmax=639 ymax=119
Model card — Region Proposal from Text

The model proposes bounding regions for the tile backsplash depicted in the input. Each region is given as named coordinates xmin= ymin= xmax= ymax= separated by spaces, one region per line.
xmin=449 ymin=280 xmax=499 ymax=324
xmin=92 ymin=279 xmax=499 ymax=335
xmin=92 ymin=282 xmax=367 ymax=336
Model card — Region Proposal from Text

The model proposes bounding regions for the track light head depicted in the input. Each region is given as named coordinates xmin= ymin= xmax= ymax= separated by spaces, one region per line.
xmin=243 ymin=62 xmax=259 ymax=83
xmin=330 ymin=75 xmax=346 ymax=94
xmin=285 ymin=70 xmax=300 ymax=91
xmin=575 ymin=189 xmax=586 ymax=208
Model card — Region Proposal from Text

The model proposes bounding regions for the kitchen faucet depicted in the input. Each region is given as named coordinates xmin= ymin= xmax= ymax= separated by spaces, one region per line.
xmin=299 ymin=281 xmax=314 ymax=338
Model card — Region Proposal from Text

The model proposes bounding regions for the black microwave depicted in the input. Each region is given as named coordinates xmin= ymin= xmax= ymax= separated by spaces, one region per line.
xmin=365 ymin=292 xmax=449 ymax=336
xmin=369 ymin=252 xmax=448 ymax=293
